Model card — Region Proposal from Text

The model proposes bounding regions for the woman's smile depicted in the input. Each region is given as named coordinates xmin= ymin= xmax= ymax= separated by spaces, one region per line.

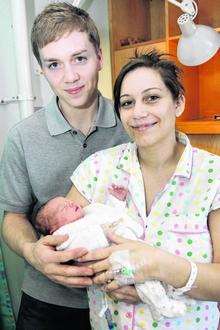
xmin=131 ymin=120 xmax=158 ymax=132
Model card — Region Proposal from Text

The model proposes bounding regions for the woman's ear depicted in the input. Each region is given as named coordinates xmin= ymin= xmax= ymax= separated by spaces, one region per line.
xmin=175 ymin=95 xmax=185 ymax=117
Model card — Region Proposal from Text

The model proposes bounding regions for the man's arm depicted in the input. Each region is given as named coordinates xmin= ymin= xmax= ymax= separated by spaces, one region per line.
xmin=2 ymin=212 xmax=94 ymax=287
xmin=2 ymin=212 xmax=38 ymax=256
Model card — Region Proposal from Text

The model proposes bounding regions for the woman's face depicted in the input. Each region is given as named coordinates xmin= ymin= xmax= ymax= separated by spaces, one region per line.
xmin=119 ymin=67 xmax=184 ymax=148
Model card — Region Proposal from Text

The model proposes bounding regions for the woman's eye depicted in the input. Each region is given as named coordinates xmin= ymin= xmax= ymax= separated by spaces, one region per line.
xmin=75 ymin=56 xmax=87 ymax=63
xmin=146 ymin=95 xmax=160 ymax=103
xmin=48 ymin=62 xmax=59 ymax=70
xmin=120 ymin=100 xmax=133 ymax=109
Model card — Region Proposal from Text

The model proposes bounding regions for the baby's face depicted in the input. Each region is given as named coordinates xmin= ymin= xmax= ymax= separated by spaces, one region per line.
xmin=48 ymin=197 xmax=84 ymax=233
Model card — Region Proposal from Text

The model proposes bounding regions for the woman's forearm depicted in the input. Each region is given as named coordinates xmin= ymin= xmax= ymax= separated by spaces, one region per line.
xmin=155 ymin=249 xmax=220 ymax=301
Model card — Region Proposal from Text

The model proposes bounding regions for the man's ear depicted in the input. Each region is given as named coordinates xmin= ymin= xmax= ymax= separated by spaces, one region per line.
xmin=35 ymin=54 xmax=44 ymax=75
xmin=96 ymin=48 xmax=103 ymax=71
xmin=36 ymin=67 xmax=44 ymax=75
xmin=175 ymin=95 xmax=185 ymax=117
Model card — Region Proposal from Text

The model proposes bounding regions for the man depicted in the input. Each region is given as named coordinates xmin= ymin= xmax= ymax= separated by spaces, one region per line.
xmin=0 ymin=3 xmax=131 ymax=329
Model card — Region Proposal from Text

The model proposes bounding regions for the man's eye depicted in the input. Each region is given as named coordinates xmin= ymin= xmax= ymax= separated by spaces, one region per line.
xmin=120 ymin=100 xmax=133 ymax=109
xmin=75 ymin=56 xmax=87 ymax=63
xmin=48 ymin=62 xmax=59 ymax=70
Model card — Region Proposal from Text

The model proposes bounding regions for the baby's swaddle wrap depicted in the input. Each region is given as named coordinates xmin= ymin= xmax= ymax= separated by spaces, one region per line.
xmin=54 ymin=197 xmax=192 ymax=320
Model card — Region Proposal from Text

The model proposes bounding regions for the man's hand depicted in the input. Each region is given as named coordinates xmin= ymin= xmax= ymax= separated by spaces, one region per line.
xmin=23 ymin=234 xmax=94 ymax=288
xmin=106 ymin=285 xmax=141 ymax=304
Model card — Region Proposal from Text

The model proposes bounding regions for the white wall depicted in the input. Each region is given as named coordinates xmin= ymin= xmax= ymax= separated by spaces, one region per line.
xmin=0 ymin=1 xmax=22 ymax=157
xmin=0 ymin=2 xmax=26 ymax=319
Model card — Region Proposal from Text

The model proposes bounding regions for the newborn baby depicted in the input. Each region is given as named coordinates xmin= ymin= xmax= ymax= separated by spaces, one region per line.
xmin=36 ymin=193 xmax=190 ymax=321
xmin=36 ymin=196 xmax=142 ymax=252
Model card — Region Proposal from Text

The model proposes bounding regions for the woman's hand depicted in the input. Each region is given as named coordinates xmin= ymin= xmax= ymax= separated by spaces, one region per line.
xmin=106 ymin=285 xmax=141 ymax=304
xmin=78 ymin=232 xmax=162 ymax=289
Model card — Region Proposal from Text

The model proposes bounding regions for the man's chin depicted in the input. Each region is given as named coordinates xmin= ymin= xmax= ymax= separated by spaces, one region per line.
xmin=59 ymin=91 xmax=98 ymax=110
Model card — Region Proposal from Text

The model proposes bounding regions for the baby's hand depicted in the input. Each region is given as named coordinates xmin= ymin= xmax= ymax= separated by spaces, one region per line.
xmin=101 ymin=219 xmax=123 ymax=234
xmin=108 ymin=184 xmax=128 ymax=201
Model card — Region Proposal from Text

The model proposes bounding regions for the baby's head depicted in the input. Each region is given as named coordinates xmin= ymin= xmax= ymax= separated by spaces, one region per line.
xmin=36 ymin=197 xmax=84 ymax=234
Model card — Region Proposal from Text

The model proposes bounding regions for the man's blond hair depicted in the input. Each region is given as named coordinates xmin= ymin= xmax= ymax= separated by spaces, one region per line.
xmin=31 ymin=2 xmax=100 ymax=67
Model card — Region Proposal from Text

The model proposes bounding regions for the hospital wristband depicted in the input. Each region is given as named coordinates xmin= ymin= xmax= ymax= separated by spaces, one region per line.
xmin=168 ymin=260 xmax=198 ymax=298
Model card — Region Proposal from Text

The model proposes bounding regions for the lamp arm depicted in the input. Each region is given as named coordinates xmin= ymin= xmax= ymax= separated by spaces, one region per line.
xmin=167 ymin=0 xmax=183 ymax=10
xmin=167 ymin=0 xmax=198 ymax=18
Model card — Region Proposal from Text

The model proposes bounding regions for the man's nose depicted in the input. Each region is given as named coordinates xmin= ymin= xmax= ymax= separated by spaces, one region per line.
xmin=63 ymin=64 xmax=80 ymax=83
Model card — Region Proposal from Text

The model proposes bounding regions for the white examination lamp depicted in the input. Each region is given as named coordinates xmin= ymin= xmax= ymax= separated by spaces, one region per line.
xmin=168 ymin=0 xmax=220 ymax=66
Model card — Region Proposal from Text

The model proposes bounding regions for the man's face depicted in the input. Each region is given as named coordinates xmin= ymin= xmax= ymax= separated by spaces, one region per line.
xmin=40 ymin=30 xmax=103 ymax=110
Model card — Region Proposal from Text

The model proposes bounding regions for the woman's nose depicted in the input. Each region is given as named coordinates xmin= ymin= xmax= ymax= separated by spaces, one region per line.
xmin=133 ymin=101 xmax=148 ymax=119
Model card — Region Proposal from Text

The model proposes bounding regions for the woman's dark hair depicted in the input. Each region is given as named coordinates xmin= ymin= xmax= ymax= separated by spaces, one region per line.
xmin=114 ymin=50 xmax=185 ymax=119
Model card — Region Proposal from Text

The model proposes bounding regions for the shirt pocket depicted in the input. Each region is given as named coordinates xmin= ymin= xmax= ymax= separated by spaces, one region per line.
xmin=167 ymin=216 xmax=208 ymax=235
xmin=164 ymin=215 xmax=212 ymax=262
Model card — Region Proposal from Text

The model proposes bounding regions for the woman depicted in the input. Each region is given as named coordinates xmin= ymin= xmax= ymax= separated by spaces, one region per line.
xmin=67 ymin=51 xmax=220 ymax=329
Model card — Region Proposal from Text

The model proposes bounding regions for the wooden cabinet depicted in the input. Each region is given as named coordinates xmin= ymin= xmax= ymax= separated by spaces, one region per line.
xmin=108 ymin=0 xmax=220 ymax=138
xmin=108 ymin=0 xmax=167 ymax=82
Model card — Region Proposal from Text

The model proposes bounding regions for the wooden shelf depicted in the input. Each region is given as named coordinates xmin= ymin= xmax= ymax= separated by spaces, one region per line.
xmin=115 ymin=38 xmax=166 ymax=51
xmin=169 ymin=35 xmax=179 ymax=41
xmin=176 ymin=120 xmax=220 ymax=135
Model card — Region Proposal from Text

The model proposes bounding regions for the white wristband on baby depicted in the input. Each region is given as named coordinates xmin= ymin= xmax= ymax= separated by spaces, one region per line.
xmin=168 ymin=260 xmax=198 ymax=298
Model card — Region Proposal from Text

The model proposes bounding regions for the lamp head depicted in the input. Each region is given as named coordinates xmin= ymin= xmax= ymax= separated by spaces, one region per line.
xmin=177 ymin=14 xmax=220 ymax=66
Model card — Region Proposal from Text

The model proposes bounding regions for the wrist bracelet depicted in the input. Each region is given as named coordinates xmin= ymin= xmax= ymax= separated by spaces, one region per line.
xmin=168 ymin=260 xmax=198 ymax=298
